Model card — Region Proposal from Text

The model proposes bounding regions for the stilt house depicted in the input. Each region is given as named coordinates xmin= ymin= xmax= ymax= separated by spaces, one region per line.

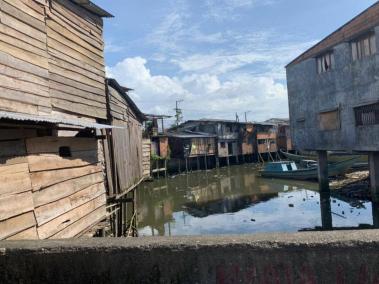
xmin=0 ymin=0 xmax=112 ymax=240
xmin=103 ymin=78 xmax=146 ymax=237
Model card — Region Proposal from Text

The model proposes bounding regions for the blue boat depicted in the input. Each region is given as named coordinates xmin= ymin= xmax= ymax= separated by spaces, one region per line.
xmin=259 ymin=158 xmax=359 ymax=180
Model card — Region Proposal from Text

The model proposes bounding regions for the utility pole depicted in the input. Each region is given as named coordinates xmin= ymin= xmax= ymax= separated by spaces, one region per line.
xmin=174 ymin=100 xmax=184 ymax=126
xmin=244 ymin=111 xmax=251 ymax=123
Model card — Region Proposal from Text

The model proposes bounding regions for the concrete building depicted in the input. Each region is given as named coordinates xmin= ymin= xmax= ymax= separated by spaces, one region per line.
xmin=286 ymin=3 xmax=379 ymax=198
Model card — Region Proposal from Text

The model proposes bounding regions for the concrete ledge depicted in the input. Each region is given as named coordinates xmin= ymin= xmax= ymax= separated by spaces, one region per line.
xmin=1 ymin=230 xmax=379 ymax=283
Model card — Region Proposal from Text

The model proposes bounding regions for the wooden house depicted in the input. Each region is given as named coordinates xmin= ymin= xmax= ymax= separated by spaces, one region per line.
xmin=277 ymin=124 xmax=293 ymax=151
xmin=177 ymin=120 xmax=242 ymax=161
xmin=241 ymin=123 xmax=255 ymax=156
xmin=168 ymin=131 xmax=217 ymax=159
xmin=254 ymin=123 xmax=278 ymax=154
xmin=103 ymin=78 xmax=146 ymax=237
xmin=0 ymin=0 xmax=112 ymax=240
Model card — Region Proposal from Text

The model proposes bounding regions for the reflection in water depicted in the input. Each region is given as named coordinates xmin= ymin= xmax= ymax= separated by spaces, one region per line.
xmin=137 ymin=165 xmax=377 ymax=236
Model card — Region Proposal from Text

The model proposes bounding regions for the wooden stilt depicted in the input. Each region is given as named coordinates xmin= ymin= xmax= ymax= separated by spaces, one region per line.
xmin=164 ymin=159 xmax=167 ymax=178
xmin=185 ymin=158 xmax=188 ymax=174
xmin=197 ymin=156 xmax=200 ymax=171
xmin=178 ymin=159 xmax=181 ymax=174
xmin=317 ymin=150 xmax=329 ymax=194
xmin=216 ymin=157 xmax=220 ymax=168
xmin=227 ymin=156 xmax=230 ymax=167
xmin=204 ymin=154 xmax=208 ymax=171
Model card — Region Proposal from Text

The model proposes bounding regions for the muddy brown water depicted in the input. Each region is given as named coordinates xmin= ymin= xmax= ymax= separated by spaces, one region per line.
xmin=137 ymin=164 xmax=376 ymax=236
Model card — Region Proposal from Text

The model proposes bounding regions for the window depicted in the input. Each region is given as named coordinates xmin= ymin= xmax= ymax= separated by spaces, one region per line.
xmin=220 ymin=142 xmax=226 ymax=148
xmin=258 ymin=139 xmax=266 ymax=145
xmin=319 ymin=109 xmax=340 ymax=131
xmin=355 ymin=102 xmax=379 ymax=126
xmin=59 ymin=146 xmax=72 ymax=157
xmin=352 ymin=33 xmax=376 ymax=61
xmin=317 ymin=52 xmax=334 ymax=74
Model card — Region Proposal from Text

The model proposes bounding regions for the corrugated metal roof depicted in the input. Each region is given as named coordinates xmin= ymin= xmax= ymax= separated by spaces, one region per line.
xmin=71 ymin=0 xmax=113 ymax=18
xmin=0 ymin=111 xmax=115 ymax=129
xmin=167 ymin=130 xmax=217 ymax=139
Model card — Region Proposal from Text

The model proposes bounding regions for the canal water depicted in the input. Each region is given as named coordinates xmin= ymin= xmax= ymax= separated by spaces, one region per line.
xmin=137 ymin=164 xmax=376 ymax=236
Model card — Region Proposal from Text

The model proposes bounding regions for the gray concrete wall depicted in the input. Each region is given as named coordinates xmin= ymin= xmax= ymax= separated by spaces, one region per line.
xmin=2 ymin=231 xmax=379 ymax=283
xmin=286 ymin=26 xmax=379 ymax=152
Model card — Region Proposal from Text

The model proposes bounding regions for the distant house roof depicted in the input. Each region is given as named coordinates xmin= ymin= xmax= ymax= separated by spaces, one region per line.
xmin=106 ymin=78 xmax=146 ymax=122
xmin=264 ymin=118 xmax=289 ymax=125
xmin=167 ymin=130 xmax=217 ymax=139
xmin=144 ymin=114 xmax=173 ymax=119
xmin=287 ymin=2 xmax=379 ymax=67
xmin=71 ymin=0 xmax=113 ymax=17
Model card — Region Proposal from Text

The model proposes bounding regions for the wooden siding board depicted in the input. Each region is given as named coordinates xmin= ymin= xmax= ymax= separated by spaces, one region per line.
xmin=3 ymin=0 xmax=46 ymax=22
xmin=37 ymin=194 xmax=106 ymax=239
xmin=34 ymin=182 xmax=105 ymax=226
xmin=52 ymin=99 xmax=107 ymax=119
xmin=0 ymin=0 xmax=46 ymax=33
xmin=33 ymin=172 xmax=104 ymax=207
xmin=0 ymin=211 xmax=36 ymax=240
xmin=28 ymin=150 xmax=99 ymax=172
xmin=31 ymin=164 xmax=102 ymax=191
xmin=50 ymin=204 xmax=106 ymax=239
xmin=26 ymin=137 xmax=98 ymax=154
xmin=6 ymin=226 xmax=39 ymax=240
xmin=0 ymin=191 xmax=34 ymax=221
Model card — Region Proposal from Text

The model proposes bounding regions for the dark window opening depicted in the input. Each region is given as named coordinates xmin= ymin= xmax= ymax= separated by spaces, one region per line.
xmin=59 ymin=146 xmax=72 ymax=157
xmin=220 ymin=142 xmax=226 ymax=148
xmin=228 ymin=143 xmax=233 ymax=155
xmin=355 ymin=103 xmax=379 ymax=126
xmin=317 ymin=52 xmax=334 ymax=74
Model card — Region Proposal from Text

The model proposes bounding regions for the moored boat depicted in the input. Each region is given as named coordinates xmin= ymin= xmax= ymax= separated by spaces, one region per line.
xmin=280 ymin=150 xmax=368 ymax=167
xmin=259 ymin=158 xmax=359 ymax=180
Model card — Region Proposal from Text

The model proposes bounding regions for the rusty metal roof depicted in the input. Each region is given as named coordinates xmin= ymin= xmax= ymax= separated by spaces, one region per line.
xmin=71 ymin=0 xmax=113 ymax=18
xmin=0 ymin=111 xmax=115 ymax=129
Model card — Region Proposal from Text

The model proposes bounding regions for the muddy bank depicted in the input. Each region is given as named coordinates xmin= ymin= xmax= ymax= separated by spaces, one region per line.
xmin=330 ymin=171 xmax=370 ymax=201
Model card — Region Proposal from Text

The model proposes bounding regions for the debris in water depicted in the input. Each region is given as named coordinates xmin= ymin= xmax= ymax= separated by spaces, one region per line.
xmin=289 ymin=204 xmax=294 ymax=208
xmin=251 ymin=219 xmax=256 ymax=222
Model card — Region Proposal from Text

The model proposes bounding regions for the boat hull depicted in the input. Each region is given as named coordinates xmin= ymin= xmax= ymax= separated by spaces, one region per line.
xmin=259 ymin=158 xmax=359 ymax=181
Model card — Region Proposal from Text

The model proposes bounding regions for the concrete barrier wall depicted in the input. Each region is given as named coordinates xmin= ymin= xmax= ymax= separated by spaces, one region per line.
xmin=1 ymin=230 xmax=379 ymax=283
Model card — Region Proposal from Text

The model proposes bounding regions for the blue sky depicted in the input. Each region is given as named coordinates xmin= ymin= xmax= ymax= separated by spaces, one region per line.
xmin=92 ymin=0 xmax=376 ymax=123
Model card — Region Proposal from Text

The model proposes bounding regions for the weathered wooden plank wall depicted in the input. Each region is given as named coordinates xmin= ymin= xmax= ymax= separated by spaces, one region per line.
xmin=106 ymin=85 xmax=144 ymax=195
xmin=47 ymin=0 xmax=107 ymax=119
xmin=0 ymin=0 xmax=107 ymax=119
xmin=0 ymin=0 xmax=50 ymax=115
xmin=0 ymin=129 xmax=107 ymax=240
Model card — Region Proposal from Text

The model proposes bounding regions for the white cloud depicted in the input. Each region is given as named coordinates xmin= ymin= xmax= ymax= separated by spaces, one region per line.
xmin=106 ymin=56 xmax=290 ymax=121
xmin=205 ymin=0 xmax=279 ymax=22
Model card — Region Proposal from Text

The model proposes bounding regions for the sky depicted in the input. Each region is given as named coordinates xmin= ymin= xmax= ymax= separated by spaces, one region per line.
xmin=92 ymin=0 xmax=376 ymax=124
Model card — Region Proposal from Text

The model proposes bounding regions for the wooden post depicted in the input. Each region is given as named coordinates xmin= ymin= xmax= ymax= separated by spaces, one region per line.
xmin=236 ymin=154 xmax=239 ymax=164
xmin=133 ymin=188 xmax=138 ymax=237
xmin=185 ymin=158 xmax=188 ymax=174
xmin=317 ymin=150 xmax=329 ymax=193
xmin=369 ymin=152 xmax=379 ymax=202
xmin=197 ymin=156 xmax=200 ymax=171
xmin=164 ymin=159 xmax=167 ymax=178
xmin=204 ymin=154 xmax=208 ymax=171
xmin=372 ymin=201 xmax=379 ymax=229
xmin=156 ymin=160 xmax=159 ymax=180
xmin=320 ymin=192 xmax=332 ymax=230
xmin=216 ymin=157 xmax=220 ymax=168
xmin=227 ymin=156 xmax=230 ymax=167
xmin=178 ymin=159 xmax=181 ymax=174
